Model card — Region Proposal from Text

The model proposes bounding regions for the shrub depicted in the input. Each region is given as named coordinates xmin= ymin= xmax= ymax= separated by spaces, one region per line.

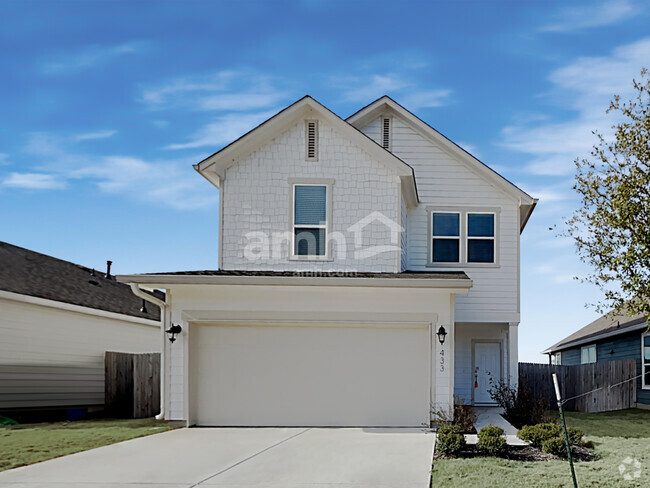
xmin=542 ymin=436 xmax=567 ymax=458
xmin=517 ymin=423 xmax=561 ymax=448
xmin=487 ymin=377 xmax=550 ymax=428
xmin=567 ymin=427 xmax=584 ymax=446
xmin=476 ymin=424 xmax=508 ymax=457
xmin=518 ymin=423 xmax=584 ymax=449
xmin=436 ymin=425 xmax=467 ymax=456
xmin=453 ymin=396 xmax=477 ymax=433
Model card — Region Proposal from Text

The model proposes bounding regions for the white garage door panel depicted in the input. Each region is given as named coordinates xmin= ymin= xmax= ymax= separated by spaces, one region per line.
xmin=190 ymin=324 xmax=430 ymax=427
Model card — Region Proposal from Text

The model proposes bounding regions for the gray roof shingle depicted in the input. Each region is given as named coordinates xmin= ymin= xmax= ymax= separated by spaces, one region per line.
xmin=0 ymin=241 xmax=161 ymax=321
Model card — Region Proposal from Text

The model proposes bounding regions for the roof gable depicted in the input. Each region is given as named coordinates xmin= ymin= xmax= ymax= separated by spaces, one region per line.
xmin=347 ymin=96 xmax=537 ymax=230
xmin=195 ymin=96 xmax=419 ymax=207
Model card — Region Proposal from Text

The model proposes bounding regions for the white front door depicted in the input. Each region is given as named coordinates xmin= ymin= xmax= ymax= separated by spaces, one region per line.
xmin=473 ymin=342 xmax=502 ymax=405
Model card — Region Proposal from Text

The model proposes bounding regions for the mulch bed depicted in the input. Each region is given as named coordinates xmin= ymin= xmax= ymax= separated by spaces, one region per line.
xmin=435 ymin=444 xmax=594 ymax=462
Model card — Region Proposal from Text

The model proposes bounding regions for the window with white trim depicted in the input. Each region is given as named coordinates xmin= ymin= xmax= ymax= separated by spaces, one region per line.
xmin=467 ymin=213 xmax=495 ymax=263
xmin=292 ymin=184 xmax=327 ymax=257
xmin=580 ymin=344 xmax=597 ymax=364
xmin=552 ymin=352 xmax=562 ymax=365
xmin=429 ymin=209 xmax=497 ymax=265
xmin=432 ymin=212 xmax=460 ymax=263
xmin=641 ymin=332 xmax=650 ymax=390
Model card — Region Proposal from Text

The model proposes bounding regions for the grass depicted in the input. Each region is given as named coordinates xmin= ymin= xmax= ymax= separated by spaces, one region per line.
xmin=432 ymin=408 xmax=650 ymax=487
xmin=0 ymin=417 xmax=171 ymax=472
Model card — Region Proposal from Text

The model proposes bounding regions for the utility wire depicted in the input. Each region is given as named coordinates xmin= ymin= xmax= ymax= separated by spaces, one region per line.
xmin=559 ymin=372 xmax=643 ymax=405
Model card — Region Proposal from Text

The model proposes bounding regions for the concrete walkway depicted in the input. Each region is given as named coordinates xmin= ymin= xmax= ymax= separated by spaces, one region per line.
xmin=465 ymin=407 xmax=528 ymax=446
xmin=0 ymin=427 xmax=436 ymax=488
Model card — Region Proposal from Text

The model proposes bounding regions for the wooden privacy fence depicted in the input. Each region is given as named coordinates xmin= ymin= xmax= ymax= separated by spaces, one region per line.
xmin=105 ymin=352 xmax=160 ymax=418
xmin=519 ymin=360 xmax=637 ymax=413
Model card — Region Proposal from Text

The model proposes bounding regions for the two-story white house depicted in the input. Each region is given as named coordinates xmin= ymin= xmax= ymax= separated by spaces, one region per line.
xmin=119 ymin=95 xmax=537 ymax=427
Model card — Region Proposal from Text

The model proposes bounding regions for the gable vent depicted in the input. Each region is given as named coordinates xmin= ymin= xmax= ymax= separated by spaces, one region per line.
xmin=381 ymin=117 xmax=391 ymax=151
xmin=305 ymin=120 xmax=318 ymax=161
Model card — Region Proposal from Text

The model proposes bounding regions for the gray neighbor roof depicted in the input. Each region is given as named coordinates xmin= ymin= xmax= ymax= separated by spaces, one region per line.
xmin=543 ymin=310 xmax=648 ymax=354
xmin=0 ymin=241 xmax=161 ymax=321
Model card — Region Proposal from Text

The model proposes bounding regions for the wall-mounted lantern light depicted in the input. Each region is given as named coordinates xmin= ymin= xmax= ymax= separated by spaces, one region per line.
xmin=166 ymin=323 xmax=182 ymax=343
xmin=436 ymin=325 xmax=447 ymax=345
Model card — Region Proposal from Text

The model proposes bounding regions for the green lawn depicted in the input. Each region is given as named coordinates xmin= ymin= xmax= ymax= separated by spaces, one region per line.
xmin=0 ymin=417 xmax=171 ymax=472
xmin=432 ymin=409 xmax=650 ymax=487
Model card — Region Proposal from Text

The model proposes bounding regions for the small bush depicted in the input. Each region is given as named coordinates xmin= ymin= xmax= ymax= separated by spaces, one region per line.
xmin=436 ymin=425 xmax=467 ymax=456
xmin=518 ymin=423 xmax=584 ymax=449
xmin=476 ymin=424 xmax=508 ymax=457
xmin=517 ymin=423 xmax=561 ymax=448
xmin=453 ymin=396 xmax=477 ymax=433
xmin=542 ymin=436 xmax=567 ymax=458
xmin=567 ymin=427 xmax=584 ymax=446
xmin=487 ymin=377 xmax=550 ymax=428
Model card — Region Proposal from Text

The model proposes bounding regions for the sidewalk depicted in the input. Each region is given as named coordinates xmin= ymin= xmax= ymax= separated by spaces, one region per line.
xmin=465 ymin=407 xmax=528 ymax=446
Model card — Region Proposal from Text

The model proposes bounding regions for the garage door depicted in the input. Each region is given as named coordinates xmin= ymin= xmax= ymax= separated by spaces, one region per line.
xmin=189 ymin=323 xmax=431 ymax=427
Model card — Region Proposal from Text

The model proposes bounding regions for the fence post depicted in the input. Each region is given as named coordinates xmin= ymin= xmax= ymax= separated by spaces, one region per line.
xmin=553 ymin=373 xmax=578 ymax=488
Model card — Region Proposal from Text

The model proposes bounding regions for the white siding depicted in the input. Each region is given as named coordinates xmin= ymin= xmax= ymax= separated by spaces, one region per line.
xmin=362 ymin=116 xmax=520 ymax=323
xmin=400 ymin=194 xmax=408 ymax=271
xmin=221 ymin=118 xmax=403 ymax=273
xmin=453 ymin=323 xmax=509 ymax=404
xmin=0 ymin=297 xmax=159 ymax=409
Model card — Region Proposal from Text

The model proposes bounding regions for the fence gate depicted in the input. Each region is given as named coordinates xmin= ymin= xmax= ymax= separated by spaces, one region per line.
xmin=105 ymin=352 xmax=160 ymax=418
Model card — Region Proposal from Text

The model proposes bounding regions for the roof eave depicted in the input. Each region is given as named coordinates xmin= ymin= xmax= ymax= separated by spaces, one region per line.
xmin=117 ymin=273 xmax=473 ymax=290
xmin=542 ymin=321 xmax=649 ymax=354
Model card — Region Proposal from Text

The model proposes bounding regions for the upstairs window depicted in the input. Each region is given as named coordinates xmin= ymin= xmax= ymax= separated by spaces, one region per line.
xmin=381 ymin=116 xmax=391 ymax=151
xmin=305 ymin=120 xmax=318 ymax=161
xmin=293 ymin=184 xmax=327 ymax=256
xmin=467 ymin=213 xmax=495 ymax=263
xmin=429 ymin=208 xmax=498 ymax=266
xmin=432 ymin=212 xmax=460 ymax=263
xmin=580 ymin=344 xmax=597 ymax=364
xmin=641 ymin=333 xmax=650 ymax=390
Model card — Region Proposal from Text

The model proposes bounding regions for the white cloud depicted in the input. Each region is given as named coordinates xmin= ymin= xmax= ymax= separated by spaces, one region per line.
xmin=540 ymin=0 xmax=636 ymax=32
xmin=501 ymin=38 xmax=650 ymax=176
xmin=165 ymin=110 xmax=277 ymax=150
xmin=141 ymin=70 xmax=288 ymax=112
xmin=0 ymin=153 xmax=8 ymax=166
xmin=400 ymin=89 xmax=452 ymax=109
xmin=13 ymin=133 xmax=217 ymax=210
xmin=342 ymin=74 xmax=411 ymax=102
xmin=2 ymin=172 xmax=66 ymax=190
xmin=74 ymin=130 xmax=117 ymax=141
xmin=336 ymin=74 xmax=452 ymax=109
xmin=42 ymin=41 xmax=144 ymax=74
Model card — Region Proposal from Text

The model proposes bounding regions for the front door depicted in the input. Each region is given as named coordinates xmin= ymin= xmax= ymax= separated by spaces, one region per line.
xmin=473 ymin=342 xmax=502 ymax=405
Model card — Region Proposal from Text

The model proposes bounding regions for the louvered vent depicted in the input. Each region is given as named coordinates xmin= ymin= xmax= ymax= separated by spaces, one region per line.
xmin=381 ymin=117 xmax=391 ymax=151
xmin=305 ymin=120 xmax=318 ymax=161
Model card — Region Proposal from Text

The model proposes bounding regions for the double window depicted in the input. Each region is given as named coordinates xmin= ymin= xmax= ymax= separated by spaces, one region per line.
xmin=643 ymin=333 xmax=650 ymax=389
xmin=430 ymin=209 xmax=497 ymax=265
xmin=580 ymin=344 xmax=597 ymax=364
xmin=291 ymin=182 xmax=331 ymax=258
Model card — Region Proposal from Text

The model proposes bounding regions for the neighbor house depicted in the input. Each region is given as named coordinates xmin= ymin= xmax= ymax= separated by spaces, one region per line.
xmin=0 ymin=241 xmax=161 ymax=416
xmin=543 ymin=311 xmax=650 ymax=407
xmin=119 ymin=95 xmax=537 ymax=427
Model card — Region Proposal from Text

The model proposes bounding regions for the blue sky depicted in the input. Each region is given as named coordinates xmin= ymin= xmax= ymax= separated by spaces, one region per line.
xmin=1 ymin=0 xmax=649 ymax=362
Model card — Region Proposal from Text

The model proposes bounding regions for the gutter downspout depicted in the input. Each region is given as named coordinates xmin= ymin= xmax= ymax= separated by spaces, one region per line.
xmin=130 ymin=283 xmax=167 ymax=420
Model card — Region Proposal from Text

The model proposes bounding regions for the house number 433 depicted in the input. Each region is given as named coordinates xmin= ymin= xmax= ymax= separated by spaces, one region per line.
xmin=439 ymin=348 xmax=445 ymax=372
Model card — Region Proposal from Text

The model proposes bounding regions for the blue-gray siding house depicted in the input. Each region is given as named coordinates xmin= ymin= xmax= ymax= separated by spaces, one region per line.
xmin=543 ymin=312 xmax=650 ymax=407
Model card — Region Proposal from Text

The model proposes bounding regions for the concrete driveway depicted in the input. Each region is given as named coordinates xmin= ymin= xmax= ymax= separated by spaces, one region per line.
xmin=0 ymin=427 xmax=435 ymax=488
